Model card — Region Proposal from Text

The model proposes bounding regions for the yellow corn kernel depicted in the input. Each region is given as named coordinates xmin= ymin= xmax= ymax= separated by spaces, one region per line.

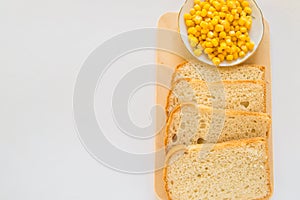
xmin=194 ymin=48 xmax=202 ymax=56
xmin=239 ymin=34 xmax=246 ymax=41
xmin=227 ymin=1 xmax=236 ymax=9
xmin=226 ymin=54 xmax=234 ymax=61
xmin=201 ymin=34 xmax=207 ymax=40
xmin=194 ymin=4 xmax=201 ymax=11
xmin=218 ymin=54 xmax=225 ymax=61
xmin=219 ymin=12 xmax=226 ymax=19
xmin=246 ymin=41 xmax=255 ymax=50
xmin=195 ymin=31 xmax=201 ymax=37
xmin=195 ymin=10 xmax=201 ymax=16
xmin=242 ymin=1 xmax=249 ymax=7
xmin=194 ymin=16 xmax=203 ymax=25
xmin=219 ymin=31 xmax=227 ymax=38
xmin=186 ymin=20 xmax=195 ymax=27
xmin=207 ymin=11 xmax=213 ymax=18
xmin=229 ymin=30 xmax=236 ymax=36
xmin=245 ymin=21 xmax=252 ymax=30
xmin=203 ymin=3 xmax=211 ymax=10
xmin=208 ymin=23 xmax=214 ymax=30
xmin=211 ymin=18 xmax=218 ymax=26
xmin=231 ymin=9 xmax=238 ymax=15
xmin=196 ymin=25 xmax=201 ymax=31
xmin=213 ymin=31 xmax=218 ymax=37
xmin=212 ymin=38 xmax=219 ymax=47
xmin=244 ymin=6 xmax=252 ymax=14
xmin=233 ymin=52 xmax=239 ymax=60
xmin=232 ymin=36 xmax=238 ymax=42
xmin=236 ymin=31 xmax=242 ymax=37
xmin=204 ymin=47 xmax=214 ymax=54
xmin=206 ymin=41 xmax=213 ymax=48
xmin=241 ymin=45 xmax=248 ymax=53
xmin=207 ymin=31 xmax=214 ymax=38
xmin=200 ymin=21 xmax=208 ymax=28
xmin=237 ymin=41 xmax=245 ymax=48
xmin=237 ymin=6 xmax=243 ymax=13
xmin=232 ymin=20 xmax=238 ymax=26
xmin=240 ymin=27 xmax=247 ymax=33
xmin=226 ymin=14 xmax=234 ymax=22
xmin=188 ymin=27 xmax=197 ymax=35
xmin=189 ymin=36 xmax=199 ymax=47
xmin=194 ymin=0 xmax=201 ymax=5
xmin=239 ymin=51 xmax=245 ymax=57
xmin=212 ymin=57 xmax=221 ymax=65
xmin=221 ymin=6 xmax=228 ymax=12
xmin=209 ymin=7 xmax=216 ymax=12
xmin=239 ymin=16 xmax=247 ymax=25
xmin=200 ymin=9 xmax=208 ymax=17
xmin=220 ymin=42 xmax=227 ymax=49
xmin=208 ymin=53 xmax=215 ymax=60
xmin=201 ymin=29 xmax=209 ymax=34
xmin=213 ymin=1 xmax=222 ymax=11
xmin=190 ymin=8 xmax=196 ymax=15
xmin=218 ymin=47 xmax=223 ymax=53
xmin=215 ymin=24 xmax=224 ymax=32
xmin=184 ymin=13 xmax=192 ymax=20
xmin=201 ymin=41 xmax=207 ymax=48
xmin=226 ymin=38 xmax=233 ymax=46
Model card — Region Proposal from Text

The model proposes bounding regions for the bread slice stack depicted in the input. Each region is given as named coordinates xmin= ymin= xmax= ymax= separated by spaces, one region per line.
xmin=163 ymin=62 xmax=273 ymax=200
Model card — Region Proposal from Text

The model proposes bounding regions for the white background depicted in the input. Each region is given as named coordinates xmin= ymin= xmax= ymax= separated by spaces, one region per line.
xmin=1 ymin=0 xmax=300 ymax=199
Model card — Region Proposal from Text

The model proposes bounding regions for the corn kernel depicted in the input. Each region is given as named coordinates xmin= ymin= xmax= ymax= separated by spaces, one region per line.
xmin=186 ymin=20 xmax=195 ymax=27
xmin=200 ymin=21 xmax=208 ymax=28
xmin=246 ymin=41 xmax=255 ymax=50
xmin=196 ymin=25 xmax=201 ymax=31
xmin=236 ymin=31 xmax=242 ymax=37
xmin=194 ymin=0 xmax=201 ymax=5
xmin=239 ymin=51 xmax=245 ymax=57
xmin=212 ymin=38 xmax=219 ymax=47
xmin=215 ymin=24 xmax=224 ymax=32
xmin=190 ymin=8 xmax=196 ymax=15
xmin=233 ymin=52 xmax=239 ymax=59
xmin=211 ymin=18 xmax=219 ymax=25
xmin=189 ymin=36 xmax=199 ymax=47
xmin=242 ymin=1 xmax=249 ymax=7
xmin=219 ymin=31 xmax=226 ymax=38
xmin=240 ymin=27 xmax=247 ymax=33
xmin=204 ymin=47 xmax=214 ymax=54
xmin=200 ymin=9 xmax=208 ymax=17
xmin=188 ymin=27 xmax=197 ymax=35
xmin=194 ymin=48 xmax=202 ymax=56
xmin=221 ymin=6 xmax=228 ymax=12
xmin=239 ymin=16 xmax=247 ymax=25
xmin=201 ymin=29 xmax=209 ymax=34
xmin=184 ymin=13 xmax=192 ymax=20
xmin=208 ymin=23 xmax=214 ymax=30
xmin=229 ymin=30 xmax=236 ymax=36
xmin=207 ymin=31 xmax=214 ymax=38
xmin=218 ymin=54 xmax=225 ymax=61
xmin=244 ymin=6 xmax=252 ymax=14
xmin=226 ymin=54 xmax=234 ymax=61
xmin=206 ymin=41 xmax=213 ymax=48
xmin=237 ymin=6 xmax=243 ymax=13
xmin=212 ymin=57 xmax=221 ymax=65
xmin=220 ymin=42 xmax=227 ymax=49
xmin=194 ymin=4 xmax=201 ymax=11
xmin=241 ymin=45 xmax=248 ymax=53
xmin=239 ymin=34 xmax=247 ymax=41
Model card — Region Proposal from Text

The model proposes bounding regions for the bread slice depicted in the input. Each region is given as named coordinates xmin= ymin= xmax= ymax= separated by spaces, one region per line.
xmin=172 ymin=62 xmax=266 ymax=83
xmin=164 ymin=138 xmax=272 ymax=200
xmin=166 ymin=79 xmax=266 ymax=116
xmin=165 ymin=103 xmax=271 ymax=151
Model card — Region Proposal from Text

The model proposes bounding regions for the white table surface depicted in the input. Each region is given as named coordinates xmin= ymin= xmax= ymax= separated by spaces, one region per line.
xmin=0 ymin=0 xmax=299 ymax=199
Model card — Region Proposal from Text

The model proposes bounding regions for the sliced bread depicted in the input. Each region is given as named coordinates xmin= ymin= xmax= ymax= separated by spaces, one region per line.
xmin=166 ymin=79 xmax=266 ymax=116
xmin=165 ymin=103 xmax=271 ymax=151
xmin=172 ymin=62 xmax=266 ymax=83
xmin=164 ymin=137 xmax=272 ymax=200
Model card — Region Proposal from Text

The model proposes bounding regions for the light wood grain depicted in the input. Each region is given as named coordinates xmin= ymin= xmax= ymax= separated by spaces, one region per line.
xmin=154 ymin=12 xmax=273 ymax=200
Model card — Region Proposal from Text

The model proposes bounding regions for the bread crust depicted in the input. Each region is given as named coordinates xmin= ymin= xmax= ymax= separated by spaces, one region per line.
xmin=163 ymin=137 xmax=273 ymax=200
xmin=171 ymin=61 xmax=266 ymax=84
xmin=164 ymin=103 xmax=272 ymax=150
xmin=166 ymin=79 xmax=267 ymax=116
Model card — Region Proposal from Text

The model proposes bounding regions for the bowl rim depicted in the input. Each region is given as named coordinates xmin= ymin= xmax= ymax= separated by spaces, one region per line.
xmin=178 ymin=0 xmax=265 ymax=67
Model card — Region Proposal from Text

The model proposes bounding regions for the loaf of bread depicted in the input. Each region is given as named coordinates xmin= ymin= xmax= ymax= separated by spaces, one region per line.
xmin=164 ymin=137 xmax=272 ymax=200
xmin=165 ymin=103 xmax=271 ymax=151
xmin=172 ymin=62 xmax=265 ymax=83
xmin=166 ymin=79 xmax=266 ymax=116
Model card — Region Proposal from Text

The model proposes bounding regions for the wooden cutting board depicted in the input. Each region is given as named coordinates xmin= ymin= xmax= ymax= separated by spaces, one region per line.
xmin=154 ymin=12 xmax=273 ymax=200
